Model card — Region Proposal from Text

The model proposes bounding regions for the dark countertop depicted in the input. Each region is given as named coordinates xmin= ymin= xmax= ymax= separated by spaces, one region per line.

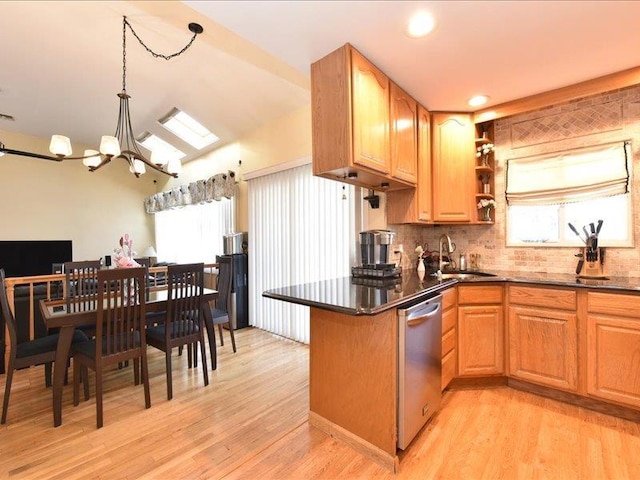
xmin=262 ymin=269 xmax=640 ymax=316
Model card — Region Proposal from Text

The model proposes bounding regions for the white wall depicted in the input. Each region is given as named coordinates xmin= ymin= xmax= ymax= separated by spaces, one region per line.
xmin=0 ymin=129 xmax=156 ymax=263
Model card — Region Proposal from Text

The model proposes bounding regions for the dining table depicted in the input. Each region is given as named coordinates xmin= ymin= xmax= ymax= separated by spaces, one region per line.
xmin=39 ymin=286 xmax=218 ymax=427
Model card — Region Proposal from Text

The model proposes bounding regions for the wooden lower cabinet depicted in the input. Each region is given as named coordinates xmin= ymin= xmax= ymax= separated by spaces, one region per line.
xmin=457 ymin=285 xmax=504 ymax=376
xmin=508 ymin=306 xmax=578 ymax=391
xmin=458 ymin=305 xmax=504 ymax=375
xmin=586 ymin=291 xmax=640 ymax=408
xmin=441 ymin=287 xmax=457 ymax=390
xmin=508 ymin=285 xmax=578 ymax=392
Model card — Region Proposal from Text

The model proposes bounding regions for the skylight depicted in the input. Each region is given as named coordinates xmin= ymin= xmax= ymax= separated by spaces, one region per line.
xmin=159 ymin=108 xmax=219 ymax=150
xmin=137 ymin=132 xmax=186 ymax=165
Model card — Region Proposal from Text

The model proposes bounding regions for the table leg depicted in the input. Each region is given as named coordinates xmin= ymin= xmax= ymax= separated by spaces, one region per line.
xmin=202 ymin=301 xmax=217 ymax=370
xmin=52 ymin=325 xmax=74 ymax=427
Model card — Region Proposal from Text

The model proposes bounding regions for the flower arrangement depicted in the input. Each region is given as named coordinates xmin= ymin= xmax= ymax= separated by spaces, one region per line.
xmin=476 ymin=143 xmax=494 ymax=166
xmin=477 ymin=199 xmax=496 ymax=222
xmin=415 ymin=245 xmax=425 ymax=259
xmin=113 ymin=233 xmax=141 ymax=268
xmin=477 ymin=199 xmax=496 ymax=210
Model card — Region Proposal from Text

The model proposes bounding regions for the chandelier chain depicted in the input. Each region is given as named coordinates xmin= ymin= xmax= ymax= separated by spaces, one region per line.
xmin=124 ymin=16 xmax=199 ymax=61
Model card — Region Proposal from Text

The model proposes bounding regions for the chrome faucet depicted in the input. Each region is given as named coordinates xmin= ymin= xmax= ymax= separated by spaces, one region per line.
xmin=439 ymin=234 xmax=454 ymax=272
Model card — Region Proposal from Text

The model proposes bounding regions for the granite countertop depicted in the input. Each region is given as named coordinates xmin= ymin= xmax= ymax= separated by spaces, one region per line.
xmin=262 ymin=269 xmax=640 ymax=316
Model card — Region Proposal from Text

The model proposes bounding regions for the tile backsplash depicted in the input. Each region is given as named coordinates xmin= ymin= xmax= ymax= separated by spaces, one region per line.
xmin=390 ymin=84 xmax=640 ymax=278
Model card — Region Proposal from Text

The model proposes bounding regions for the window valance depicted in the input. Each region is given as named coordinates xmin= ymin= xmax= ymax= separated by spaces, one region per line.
xmin=144 ymin=170 xmax=236 ymax=214
xmin=506 ymin=141 xmax=631 ymax=206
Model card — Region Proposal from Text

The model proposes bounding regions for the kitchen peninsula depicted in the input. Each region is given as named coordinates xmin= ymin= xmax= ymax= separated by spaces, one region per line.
xmin=264 ymin=270 xmax=640 ymax=472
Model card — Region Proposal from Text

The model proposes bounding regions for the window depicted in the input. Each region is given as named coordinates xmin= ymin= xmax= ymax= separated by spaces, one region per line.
xmin=159 ymin=108 xmax=219 ymax=150
xmin=154 ymin=199 xmax=234 ymax=263
xmin=506 ymin=142 xmax=633 ymax=247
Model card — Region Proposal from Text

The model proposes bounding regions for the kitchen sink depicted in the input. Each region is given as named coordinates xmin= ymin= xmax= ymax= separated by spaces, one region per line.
xmin=433 ymin=271 xmax=498 ymax=280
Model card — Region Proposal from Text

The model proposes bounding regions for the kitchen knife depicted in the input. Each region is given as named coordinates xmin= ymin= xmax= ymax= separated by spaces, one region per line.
xmin=583 ymin=226 xmax=590 ymax=241
xmin=574 ymin=252 xmax=584 ymax=275
xmin=590 ymin=223 xmax=596 ymax=234
xmin=596 ymin=219 xmax=603 ymax=234
xmin=568 ymin=223 xmax=587 ymax=244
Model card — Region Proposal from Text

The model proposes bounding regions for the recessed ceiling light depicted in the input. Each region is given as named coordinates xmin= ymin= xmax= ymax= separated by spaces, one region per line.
xmin=406 ymin=12 xmax=435 ymax=38
xmin=468 ymin=95 xmax=490 ymax=107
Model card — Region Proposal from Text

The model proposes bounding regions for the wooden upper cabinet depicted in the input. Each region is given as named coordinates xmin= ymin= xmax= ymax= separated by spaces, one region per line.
xmin=389 ymin=82 xmax=417 ymax=183
xmin=351 ymin=49 xmax=390 ymax=174
xmin=386 ymin=104 xmax=432 ymax=224
xmin=311 ymin=44 xmax=415 ymax=191
xmin=431 ymin=112 xmax=475 ymax=222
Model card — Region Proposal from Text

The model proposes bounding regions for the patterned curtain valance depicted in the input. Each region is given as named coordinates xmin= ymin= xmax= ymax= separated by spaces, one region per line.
xmin=144 ymin=170 xmax=236 ymax=214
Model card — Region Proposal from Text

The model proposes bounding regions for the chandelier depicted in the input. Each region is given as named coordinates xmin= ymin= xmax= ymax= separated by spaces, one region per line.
xmin=0 ymin=16 xmax=203 ymax=178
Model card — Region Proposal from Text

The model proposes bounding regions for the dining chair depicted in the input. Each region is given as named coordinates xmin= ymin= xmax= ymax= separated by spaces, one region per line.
xmin=64 ymin=260 xmax=101 ymax=314
xmin=211 ymin=256 xmax=237 ymax=353
xmin=72 ymin=267 xmax=151 ymax=429
xmin=146 ymin=263 xmax=209 ymax=400
xmin=1 ymin=268 xmax=88 ymax=424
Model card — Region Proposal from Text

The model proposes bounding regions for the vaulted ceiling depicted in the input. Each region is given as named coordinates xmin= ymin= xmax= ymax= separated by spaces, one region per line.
xmin=2 ymin=1 xmax=639 ymax=164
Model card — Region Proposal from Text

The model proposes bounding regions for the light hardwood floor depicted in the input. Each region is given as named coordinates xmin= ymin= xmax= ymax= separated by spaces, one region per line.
xmin=1 ymin=327 xmax=639 ymax=479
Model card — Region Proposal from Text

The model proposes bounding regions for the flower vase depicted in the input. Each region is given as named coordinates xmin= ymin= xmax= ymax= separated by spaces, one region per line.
xmin=481 ymin=155 xmax=489 ymax=167
xmin=482 ymin=207 xmax=491 ymax=222
xmin=417 ymin=258 xmax=426 ymax=278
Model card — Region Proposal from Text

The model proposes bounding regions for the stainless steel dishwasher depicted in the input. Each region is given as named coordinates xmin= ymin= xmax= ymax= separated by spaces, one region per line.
xmin=397 ymin=293 xmax=443 ymax=450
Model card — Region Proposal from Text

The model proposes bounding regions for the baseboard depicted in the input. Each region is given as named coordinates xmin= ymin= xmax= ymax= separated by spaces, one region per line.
xmin=309 ymin=411 xmax=399 ymax=473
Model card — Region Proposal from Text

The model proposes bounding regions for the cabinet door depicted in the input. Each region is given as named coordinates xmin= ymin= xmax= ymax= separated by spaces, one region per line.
xmin=416 ymin=105 xmax=432 ymax=221
xmin=509 ymin=306 xmax=578 ymax=391
xmin=389 ymin=82 xmax=417 ymax=184
xmin=351 ymin=48 xmax=390 ymax=174
xmin=587 ymin=314 xmax=640 ymax=408
xmin=458 ymin=305 xmax=504 ymax=376
xmin=431 ymin=112 xmax=474 ymax=222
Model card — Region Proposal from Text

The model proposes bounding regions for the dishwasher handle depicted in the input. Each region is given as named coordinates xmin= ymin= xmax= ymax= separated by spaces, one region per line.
xmin=406 ymin=302 xmax=441 ymax=326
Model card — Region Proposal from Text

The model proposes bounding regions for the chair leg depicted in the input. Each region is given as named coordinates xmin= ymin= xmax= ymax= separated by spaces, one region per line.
xmin=45 ymin=362 xmax=52 ymax=387
xmin=141 ymin=352 xmax=151 ymax=409
xmin=133 ymin=358 xmax=140 ymax=386
xmin=95 ymin=368 xmax=103 ymax=429
xmin=199 ymin=333 xmax=209 ymax=387
xmin=82 ymin=365 xmax=90 ymax=401
xmin=218 ymin=324 xmax=224 ymax=346
xmin=165 ymin=349 xmax=173 ymax=401
xmin=187 ymin=343 xmax=193 ymax=368
xmin=228 ymin=322 xmax=237 ymax=353
xmin=73 ymin=360 xmax=81 ymax=406
xmin=1 ymin=359 xmax=15 ymax=424
xmin=193 ymin=342 xmax=198 ymax=368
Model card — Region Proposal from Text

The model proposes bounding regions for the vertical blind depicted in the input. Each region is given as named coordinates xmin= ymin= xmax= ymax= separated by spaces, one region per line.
xmin=154 ymin=199 xmax=235 ymax=264
xmin=248 ymin=163 xmax=356 ymax=344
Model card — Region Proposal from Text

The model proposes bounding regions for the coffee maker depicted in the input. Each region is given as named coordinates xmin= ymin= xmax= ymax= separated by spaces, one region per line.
xmin=352 ymin=230 xmax=401 ymax=279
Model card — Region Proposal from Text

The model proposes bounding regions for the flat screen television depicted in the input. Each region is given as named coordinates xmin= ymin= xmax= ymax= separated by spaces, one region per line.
xmin=0 ymin=240 xmax=73 ymax=277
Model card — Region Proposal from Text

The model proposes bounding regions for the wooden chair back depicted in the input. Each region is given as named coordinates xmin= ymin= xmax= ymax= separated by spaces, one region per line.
xmin=0 ymin=269 xmax=18 ymax=357
xmin=64 ymin=260 xmax=100 ymax=313
xmin=94 ymin=267 xmax=147 ymax=361
xmin=165 ymin=263 xmax=204 ymax=344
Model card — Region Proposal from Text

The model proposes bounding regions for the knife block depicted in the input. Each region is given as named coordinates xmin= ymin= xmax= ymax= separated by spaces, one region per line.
xmin=578 ymin=247 xmax=605 ymax=279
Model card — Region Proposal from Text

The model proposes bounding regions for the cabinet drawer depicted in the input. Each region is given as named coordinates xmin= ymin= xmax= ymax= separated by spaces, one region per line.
xmin=442 ymin=305 xmax=457 ymax=334
xmin=588 ymin=291 xmax=640 ymax=318
xmin=458 ymin=285 xmax=503 ymax=305
xmin=509 ymin=285 xmax=576 ymax=310
xmin=442 ymin=327 xmax=456 ymax=357
xmin=442 ymin=287 xmax=456 ymax=310
xmin=442 ymin=349 xmax=456 ymax=391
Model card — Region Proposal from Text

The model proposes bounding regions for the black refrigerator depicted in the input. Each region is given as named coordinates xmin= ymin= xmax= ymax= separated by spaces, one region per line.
xmin=217 ymin=253 xmax=249 ymax=329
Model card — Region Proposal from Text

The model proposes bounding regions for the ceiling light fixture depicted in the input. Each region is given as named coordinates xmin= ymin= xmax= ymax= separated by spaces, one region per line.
xmin=0 ymin=16 xmax=203 ymax=178
xmin=406 ymin=12 xmax=436 ymax=38
xmin=468 ymin=95 xmax=490 ymax=107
